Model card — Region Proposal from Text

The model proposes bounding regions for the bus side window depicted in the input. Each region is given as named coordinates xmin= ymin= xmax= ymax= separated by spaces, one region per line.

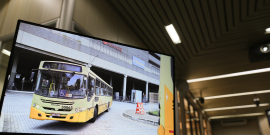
xmin=108 ymin=88 xmax=110 ymax=96
xmin=104 ymin=85 xmax=107 ymax=96
xmin=101 ymin=82 xmax=105 ymax=96
xmin=96 ymin=79 xmax=100 ymax=95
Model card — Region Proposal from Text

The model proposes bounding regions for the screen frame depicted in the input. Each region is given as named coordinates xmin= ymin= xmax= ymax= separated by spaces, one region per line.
xmin=0 ymin=19 xmax=176 ymax=134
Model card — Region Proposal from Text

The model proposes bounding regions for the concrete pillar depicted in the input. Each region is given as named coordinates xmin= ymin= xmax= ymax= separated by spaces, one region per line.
xmin=199 ymin=112 xmax=205 ymax=135
xmin=176 ymin=79 xmax=189 ymax=135
xmin=146 ymin=81 xmax=149 ymax=102
xmin=180 ymin=94 xmax=187 ymax=135
xmin=110 ymin=76 xmax=112 ymax=86
xmin=58 ymin=0 xmax=75 ymax=31
xmin=8 ymin=51 xmax=20 ymax=89
xmin=122 ymin=75 xmax=127 ymax=101
xmin=0 ymin=41 xmax=3 ymax=62
xmin=258 ymin=115 xmax=270 ymax=135
xmin=175 ymin=88 xmax=181 ymax=135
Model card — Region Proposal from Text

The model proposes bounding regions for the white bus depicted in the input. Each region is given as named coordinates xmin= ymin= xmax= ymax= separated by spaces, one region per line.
xmin=29 ymin=61 xmax=113 ymax=122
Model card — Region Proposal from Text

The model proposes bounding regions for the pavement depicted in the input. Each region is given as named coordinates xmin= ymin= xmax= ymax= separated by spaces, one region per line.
xmin=123 ymin=109 xmax=159 ymax=126
xmin=0 ymin=90 xmax=158 ymax=135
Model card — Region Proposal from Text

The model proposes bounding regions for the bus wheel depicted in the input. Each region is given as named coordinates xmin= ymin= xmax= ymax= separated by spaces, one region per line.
xmin=105 ymin=102 xmax=110 ymax=112
xmin=90 ymin=107 xmax=98 ymax=123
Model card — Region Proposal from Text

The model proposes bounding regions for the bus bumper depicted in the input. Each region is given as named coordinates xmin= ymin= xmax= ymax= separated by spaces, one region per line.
xmin=29 ymin=106 xmax=93 ymax=123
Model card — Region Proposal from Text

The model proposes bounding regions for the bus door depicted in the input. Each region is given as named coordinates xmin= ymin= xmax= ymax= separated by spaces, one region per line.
xmin=87 ymin=75 xmax=95 ymax=102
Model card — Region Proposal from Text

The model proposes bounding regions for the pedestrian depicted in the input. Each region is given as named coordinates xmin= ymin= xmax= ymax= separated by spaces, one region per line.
xmin=21 ymin=77 xmax=25 ymax=91
xmin=143 ymin=93 xmax=146 ymax=105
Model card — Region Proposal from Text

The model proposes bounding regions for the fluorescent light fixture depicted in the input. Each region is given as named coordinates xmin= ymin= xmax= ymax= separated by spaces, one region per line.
xmin=265 ymin=28 xmax=270 ymax=34
xmin=187 ymin=67 xmax=270 ymax=83
xmin=209 ymin=112 xmax=264 ymax=119
xmin=165 ymin=24 xmax=181 ymax=44
xmin=204 ymin=103 xmax=269 ymax=112
xmin=202 ymin=89 xmax=270 ymax=100
xmin=266 ymin=28 xmax=270 ymax=32
xmin=2 ymin=49 xmax=10 ymax=56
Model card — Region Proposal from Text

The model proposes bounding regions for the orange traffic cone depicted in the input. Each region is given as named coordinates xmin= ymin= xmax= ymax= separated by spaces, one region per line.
xmin=135 ymin=102 xmax=140 ymax=114
xmin=135 ymin=102 xmax=145 ymax=115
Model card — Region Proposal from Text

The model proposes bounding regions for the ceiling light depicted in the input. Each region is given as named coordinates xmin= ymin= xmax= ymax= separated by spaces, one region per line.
xmin=2 ymin=49 xmax=10 ymax=56
xmin=263 ymin=46 xmax=269 ymax=52
xmin=165 ymin=24 xmax=181 ymax=44
xmin=187 ymin=67 xmax=270 ymax=83
xmin=266 ymin=28 xmax=270 ymax=33
xmin=204 ymin=103 xmax=269 ymax=112
xmin=209 ymin=112 xmax=264 ymax=119
xmin=202 ymin=89 xmax=270 ymax=100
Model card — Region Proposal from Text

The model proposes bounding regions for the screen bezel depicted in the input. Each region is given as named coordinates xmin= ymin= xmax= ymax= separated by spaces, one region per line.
xmin=0 ymin=19 xmax=176 ymax=134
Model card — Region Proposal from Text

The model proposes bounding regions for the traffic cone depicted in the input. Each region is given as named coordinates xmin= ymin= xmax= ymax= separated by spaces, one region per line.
xmin=135 ymin=103 xmax=145 ymax=115
xmin=135 ymin=102 xmax=140 ymax=114
xmin=139 ymin=103 xmax=145 ymax=115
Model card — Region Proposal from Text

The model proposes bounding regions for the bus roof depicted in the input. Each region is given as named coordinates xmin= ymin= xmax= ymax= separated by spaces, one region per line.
xmin=40 ymin=61 xmax=84 ymax=67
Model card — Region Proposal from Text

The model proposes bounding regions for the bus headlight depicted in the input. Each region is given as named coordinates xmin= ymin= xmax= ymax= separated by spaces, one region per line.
xmin=75 ymin=108 xmax=79 ymax=112
xmin=33 ymin=103 xmax=36 ymax=107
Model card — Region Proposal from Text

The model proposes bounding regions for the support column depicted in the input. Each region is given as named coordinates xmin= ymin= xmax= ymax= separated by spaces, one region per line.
xmin=58 ymin=0 xmax=75 ymax=31
xmin=0 ymin=41 xmax=3 ymax=62
xmin=180 ymin=94 xmax=187 ymax=135
xmin=8 ymin=51 xmax=20 ymax=89
xmin=199 ymin=112 xmax=205 ymax=135
xmin=110 ymin=76 xmax=112 ymax=86
xmin=0 ymin=41 xmax=2 ymax=50
xmin=175 ymin=88 xmax=181 ymax=135
xmin=177 ymin=79 xmax=189 ymax=135
xmin=122 ymin=75 xmax=127 ymax=101
xmin=146 ymin=81 xmax=149 ymax=102
xmin=258 ymin=115 xmax=270 ymax=135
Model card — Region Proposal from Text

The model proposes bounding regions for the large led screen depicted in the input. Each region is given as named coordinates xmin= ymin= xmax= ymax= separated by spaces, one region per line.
xmin=0 ymin=20 xmax=175 ymax=135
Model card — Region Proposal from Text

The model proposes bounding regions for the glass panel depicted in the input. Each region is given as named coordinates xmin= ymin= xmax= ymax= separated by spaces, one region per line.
xmin=34 ymin=70 xmax=86 ymax=99
xmin=43 ymin=62 xmax=82 ymax=72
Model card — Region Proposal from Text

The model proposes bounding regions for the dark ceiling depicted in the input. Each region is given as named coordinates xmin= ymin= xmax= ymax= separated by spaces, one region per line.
xmin=107 ymin=0 xmax=270 ymax=118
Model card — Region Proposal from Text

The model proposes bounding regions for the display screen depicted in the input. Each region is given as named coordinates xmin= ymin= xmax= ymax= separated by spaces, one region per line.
xmin=0 ymin=20 xmax=175 ymax=135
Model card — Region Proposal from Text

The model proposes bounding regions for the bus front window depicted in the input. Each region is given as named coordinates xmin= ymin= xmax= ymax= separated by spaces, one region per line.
xmin=34 ymin=70 xmax=87 ymax=99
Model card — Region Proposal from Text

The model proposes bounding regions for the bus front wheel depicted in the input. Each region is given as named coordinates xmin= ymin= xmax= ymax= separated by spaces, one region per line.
xmin=90 ymin=107 xmax=98 ymax=123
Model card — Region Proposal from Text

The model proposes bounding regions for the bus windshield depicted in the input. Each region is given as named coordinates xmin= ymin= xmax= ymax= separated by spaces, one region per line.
xmin=34 ymin=70 xmax=87 ymax=99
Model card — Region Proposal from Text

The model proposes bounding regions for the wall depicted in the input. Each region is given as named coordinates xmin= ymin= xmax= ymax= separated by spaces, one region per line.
xmin=211 ymin=118 xmax=261 ymax=135
xmin=73 ymin=0 xmax=146 ymax=49
xmin=16 ymin=23 xmax=159 ymax=84
xmin=0 ymin=0 xmax=148 ymax=100
xmin=0 ymin=0 xmax=63 ymax=37
xmin=258 ymin=115 xmax=270 ymax=135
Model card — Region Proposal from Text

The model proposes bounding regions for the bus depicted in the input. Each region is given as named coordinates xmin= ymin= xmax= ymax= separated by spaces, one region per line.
xmin=29 ymin=61 xmax=113 ymax=123
xmin=157 ymin=55 xmax=174 ymax=135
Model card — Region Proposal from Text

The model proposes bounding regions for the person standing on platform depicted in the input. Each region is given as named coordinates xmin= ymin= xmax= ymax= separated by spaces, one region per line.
xmin=143 ymin=93 xmax=146 ymax=104
xmin=21 ymin=77 xmax=25 ymax=91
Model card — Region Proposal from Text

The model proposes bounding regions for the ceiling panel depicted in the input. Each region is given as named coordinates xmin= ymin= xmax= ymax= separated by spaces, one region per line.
xmin=107 ymin=0 xmax=270 ymax=117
